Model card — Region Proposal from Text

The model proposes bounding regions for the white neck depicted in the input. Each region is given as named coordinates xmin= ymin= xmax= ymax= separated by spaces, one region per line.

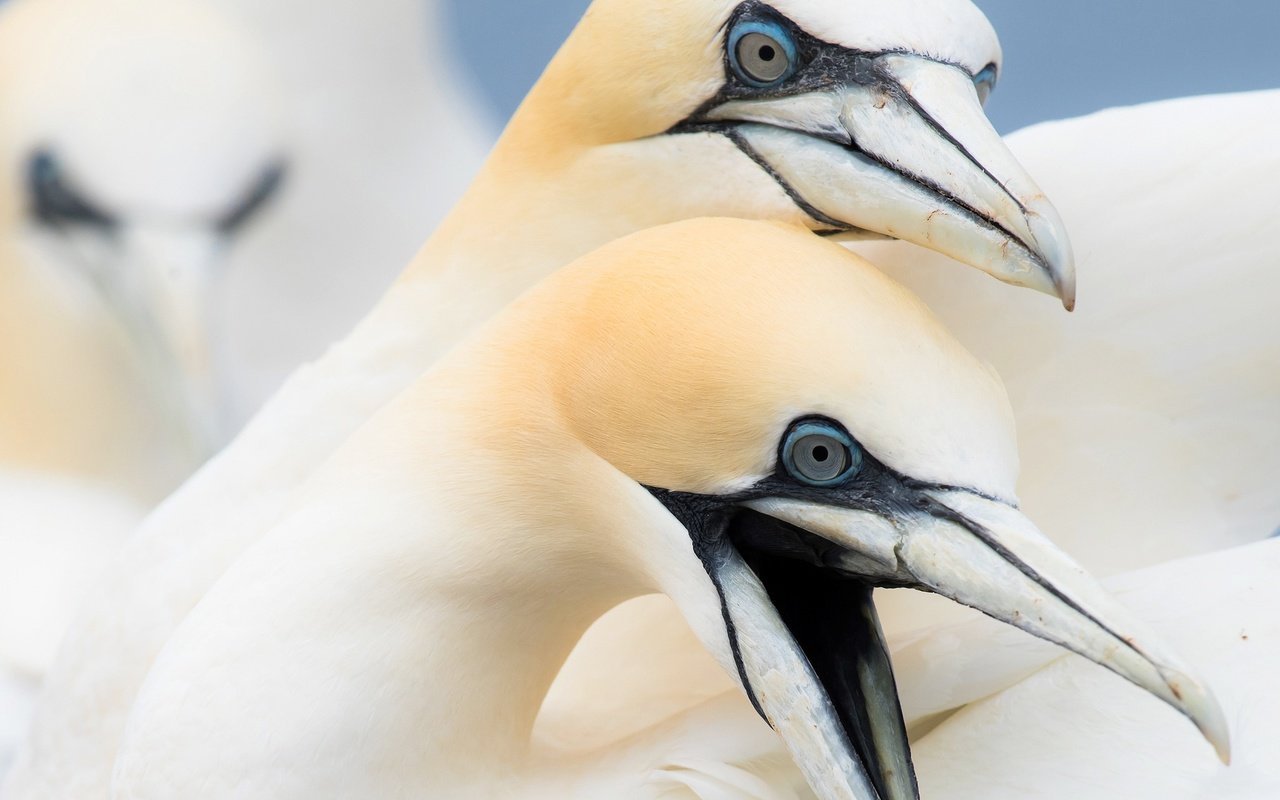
xmin=112 ymin=376 xmax=707 ymax=796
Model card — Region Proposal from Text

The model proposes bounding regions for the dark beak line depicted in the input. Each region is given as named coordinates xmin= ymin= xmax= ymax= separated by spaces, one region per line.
xmin=917 ymin=491 xmax=1153 ymax=666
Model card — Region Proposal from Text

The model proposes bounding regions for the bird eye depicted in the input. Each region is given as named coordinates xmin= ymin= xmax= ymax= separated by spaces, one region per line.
xmin=973 ymin=63 xmax=998 ymax=106
xmin=729 ymin=19 xmax=797 ymax=87
xmin=781 ymin=420 xmax=862 ymax=487
xmin=26 ymin=149 xmax=118 ymax=232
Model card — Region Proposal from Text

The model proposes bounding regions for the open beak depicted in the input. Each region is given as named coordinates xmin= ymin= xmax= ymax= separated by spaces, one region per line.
xmin=696 ymin=489 xmax=1228 ymax=800
xmin=678 ymin=53 xmax=1075 ymax=309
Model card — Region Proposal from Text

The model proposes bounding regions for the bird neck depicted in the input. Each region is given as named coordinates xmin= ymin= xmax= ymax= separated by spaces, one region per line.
xmin=117 ymin=369 xmax=686 ymax=796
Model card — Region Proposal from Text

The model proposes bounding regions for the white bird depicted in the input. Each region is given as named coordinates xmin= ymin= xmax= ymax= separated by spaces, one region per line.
xmin=906 ymin=537 xmax=1280 ymax=799
xmin=209 ymin=0 xmax=494 ymax=413
xmin=539 ymin=89 xmax=1280 ymax=743
xmin=108 ymin=219 xmax=1222 ymax=800
xmin=0 ymin=0 xmax=286 ymax=498
xmin=10 ymin=0 xmax=1082 ymax=793
xmin=0 ymin=0 xmax=284 ymax=777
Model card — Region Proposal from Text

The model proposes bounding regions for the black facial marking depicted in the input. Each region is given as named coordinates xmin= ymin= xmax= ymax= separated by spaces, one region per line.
xmin=215 ymin=160 xmax=288 ymax=236
xmin=736 ymin=511 xmax=919 ymax=800
xmin=27 ymin=149 xmax=119 ymax=233
xmin=667 ymin=2 xmax=1030 ymax=249
xmin=721 ymin=127 xmax=853 ymax=231
xmin=650 ymin=489 xmax=769 ymax=721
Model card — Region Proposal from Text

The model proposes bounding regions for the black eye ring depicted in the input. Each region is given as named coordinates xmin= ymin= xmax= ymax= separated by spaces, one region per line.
xmin=728 ymin=18 xmax=798 ymax=87
xmin=26 ymin=149 xmax=117 ymax=232
xmin=781 ymin=419 xmax=862 ymax=487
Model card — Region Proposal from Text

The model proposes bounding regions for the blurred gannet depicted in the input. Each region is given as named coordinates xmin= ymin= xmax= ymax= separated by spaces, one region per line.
xmin=0 ymin=0 xmax=285 ymax=497
xmin=211 ymin=0 xmax=494 ymax=411
xmin=0 ymin=0 xmax=284 ymax=777
xmin=907 ymin=538 xmax=1280 ymax=799
xmin=109 ymin=220 xmax=1221 ymax=800
xmin=10 ymin=1 xmax=1084 ymax=792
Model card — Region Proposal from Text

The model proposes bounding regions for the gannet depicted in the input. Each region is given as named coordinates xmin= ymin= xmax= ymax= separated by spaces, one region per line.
xmin=539 ymin=89 xmax=1280 ymax=741
xmin=10 ymin=0 xmax=1083 ymax=792
xmin=0 ymin=0 xmax=285 ymax=497
xmin=0 ymin=0 xmax=283 ymax=777
xmin=211 ymin=0 xmax=493 ymax=411
xmin=906 ymin=537 xmax=1280 ymax=799
xmin=107 ymin=220 xmax=1221 ymax=800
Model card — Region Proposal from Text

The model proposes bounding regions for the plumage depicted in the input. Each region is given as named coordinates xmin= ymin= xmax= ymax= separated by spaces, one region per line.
xmin=0 ymin=470 xmax=142 ymax=773
xmin=10 ymin=0 xmax=1080 ymax=793
xmin=96 ymin=220 xmax=1217 ymax=799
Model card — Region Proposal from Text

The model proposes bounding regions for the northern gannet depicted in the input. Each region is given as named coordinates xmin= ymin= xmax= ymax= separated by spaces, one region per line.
xmin=540 ymin=89 xmax=1280 ymax=742
xmin=10 ymin=0 xmax=1082 ymax=791
xmin=211 ymin=0 xmax=494 ymax=411
xmin=908 ymin=537 xmax=1280 ymax=799
xmin=0 ymin=0 xmax=285 ymax=497
xmin=107 ymin=219 xmax=1221 ymax=800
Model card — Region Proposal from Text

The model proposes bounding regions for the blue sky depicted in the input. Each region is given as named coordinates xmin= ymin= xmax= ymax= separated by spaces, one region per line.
xmin=446 ymin=0 xmax=1280 ymax=132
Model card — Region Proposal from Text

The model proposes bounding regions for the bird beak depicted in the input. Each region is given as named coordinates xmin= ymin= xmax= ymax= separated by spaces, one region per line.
xmin=698 ymin=489 xmax=1229 ymax=800
xmin=680 ymin=53 xmax=1075 ymax=309
xmin=108 ymin=226 xmax=227 ymax=461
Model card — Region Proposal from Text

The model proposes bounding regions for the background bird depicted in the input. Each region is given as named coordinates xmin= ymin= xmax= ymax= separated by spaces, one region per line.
xmin=0 ymin=0 xmax=495 ymax=780
xmin=0 ymin=0 xmax=285 ymax=498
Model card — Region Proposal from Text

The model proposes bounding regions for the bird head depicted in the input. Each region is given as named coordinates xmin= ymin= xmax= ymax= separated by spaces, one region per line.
xmin=513 ymin=218 xmax=1223 ymax=800
xmin=520 ymin=0 xmax=1074 ymax=308
xmin=0 ymin=0 xmax=287 ymax=457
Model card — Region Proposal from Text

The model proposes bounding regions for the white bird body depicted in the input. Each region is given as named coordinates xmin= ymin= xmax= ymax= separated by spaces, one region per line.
xmin=909 ymin=538 xmax=1280 ymax=799
xmin=11 ymin=1 xmax=1082 ymax=793
xmin=96 ymin=220 xmax=1218 ymax=800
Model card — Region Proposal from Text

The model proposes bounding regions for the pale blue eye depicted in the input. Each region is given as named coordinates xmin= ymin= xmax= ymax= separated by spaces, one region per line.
xmin=728 ymin=19 xmax=797 ymax=87
xmin=973 ymin=63 xmax=998 ymax=106
xmin=782 ymin=421 xmax=862 ymax=487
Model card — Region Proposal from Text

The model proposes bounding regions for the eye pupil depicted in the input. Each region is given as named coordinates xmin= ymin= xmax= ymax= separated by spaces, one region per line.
xmin=733 ymin=28 xmax=792 ymax=85
xmin=811 ymin=445 xmax=829 ymax=462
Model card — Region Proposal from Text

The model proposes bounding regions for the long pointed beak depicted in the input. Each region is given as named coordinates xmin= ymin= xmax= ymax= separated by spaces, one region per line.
xmin=108 ymin=226 xmax=226 ymax=460
xmin=746 ymin=493 xmax=1231 ymax=765
xmin=689 ymin=53 xmax=1076 ymax=308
